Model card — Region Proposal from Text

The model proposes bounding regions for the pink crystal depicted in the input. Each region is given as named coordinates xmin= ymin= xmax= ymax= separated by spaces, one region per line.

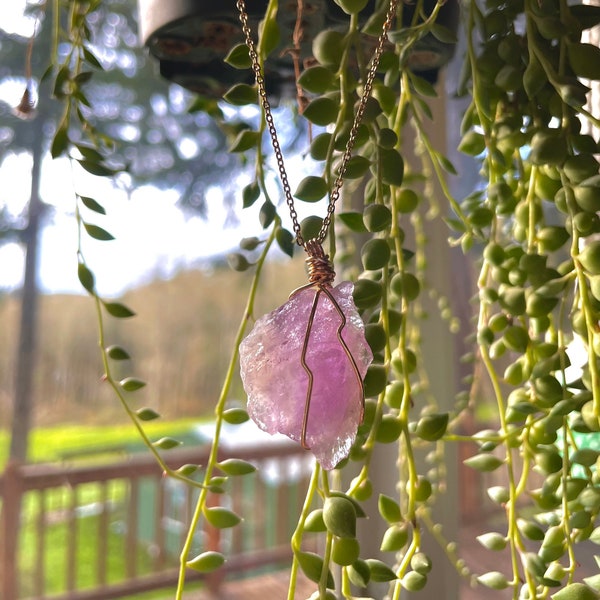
xmin=239 ymin=281 xmax=373 ymax=470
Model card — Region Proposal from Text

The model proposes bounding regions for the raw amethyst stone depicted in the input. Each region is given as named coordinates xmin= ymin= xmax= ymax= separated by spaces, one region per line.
xmin=239 ymin=281 xmax=373 ymax=470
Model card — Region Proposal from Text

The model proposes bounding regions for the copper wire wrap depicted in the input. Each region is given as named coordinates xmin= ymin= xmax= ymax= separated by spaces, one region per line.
xmin=305 ymin=239 xmax=335 ymax=287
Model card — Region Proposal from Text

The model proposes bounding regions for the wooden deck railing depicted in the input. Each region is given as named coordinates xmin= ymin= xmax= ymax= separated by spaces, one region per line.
xmin=0 ymin=441 xmax=314 ymax=600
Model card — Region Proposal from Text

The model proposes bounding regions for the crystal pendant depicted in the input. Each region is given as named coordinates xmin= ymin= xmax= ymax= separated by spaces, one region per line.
xmin=239 ymin=243 xmax=373 ymax=470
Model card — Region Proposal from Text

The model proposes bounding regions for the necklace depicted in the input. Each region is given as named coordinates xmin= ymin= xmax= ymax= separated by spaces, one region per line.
xmin=237 ymin=0 xmax=398 ymax=470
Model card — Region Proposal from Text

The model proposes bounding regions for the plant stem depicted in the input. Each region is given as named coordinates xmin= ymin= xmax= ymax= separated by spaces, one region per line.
xmin=175 ymin=226 xmax=277 ymax=599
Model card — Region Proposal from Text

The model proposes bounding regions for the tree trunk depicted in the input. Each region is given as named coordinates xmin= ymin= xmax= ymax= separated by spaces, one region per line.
xmin=8 ymin=117 xmax=44 ymax=464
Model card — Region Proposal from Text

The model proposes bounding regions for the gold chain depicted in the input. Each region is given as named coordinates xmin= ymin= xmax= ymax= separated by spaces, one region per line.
xmin=236 ymin=0 xmax=399 ymax=249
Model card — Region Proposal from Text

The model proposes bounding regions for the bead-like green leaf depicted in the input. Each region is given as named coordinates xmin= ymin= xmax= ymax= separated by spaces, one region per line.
xmin=136 ymin=408 xmax=160 ymax=421
xmin=380 ymin=524 xmax=408 ymax=552
xmin=458 ymin=130 xmax=486 ymax=156
xmin=411 ymin=552 xmax=432 ymax=575
xmin=177 ymin=464 xmax=199 ymax=476
xmin=103 ymin=301 xmax=136 ymax=318
xmin=416 ymin=413 xmax=449 ymax=441
xmin=259 ymin=201 xmax=276 ymax=228
xmin=378 ymin=494 xmax=402 ymax=523
xmin=380 ymin=148 xmax=404 ymax=186
xmin=551 ymin=583 xmax=600 ymax=600
xmin=77 ymin=263 xmax=95 ymax=293
xmin=338 ymin=212 xmax=367 ymax=233
xmin=204 ymin=506 xmax=242 ymax=529
xmin=120 ymin=377 xmax=146 ymax=392
xmin=296 ymin=551 xmax=334 ymax=587
xmin=79 ymin=196 xmax=106 ymax=215
xmin=223 ymin=83 xmax=257 ymax=106
xmin=354 ymin=276 xmax=382 ymax=305
xmin=464 ymin=454 xmax=504 ymax=472
xmin=224 ymin=44 xmax=251 ymax=69
xmin=51 ymin=124 xmax=69 ymax=158
xmin=78 ymin=160 xmax=116 ymax=177
xmin=342 ymin=155 xmax=371 ymax=179
xmin=242 ymin=182 xmax=260 ymax=208
xmin=300 ymin=216 xmax=324 ymax=241
xmin=186 ymin=551 xmax=225 ymax=572
xmin=216 ymin=459 xmax=257 ymax=476
xmin=304 ymin=509 xmax=326 ymax=532
xmin=323 ymin=496 xmax=356 ymax=538
xmin=487 ymin=486 xmax=510 ymax=504
xmin=276 ymin=227 xmax=295 ymax=258
xmin=240 ymin=236 xmax=262 ymax=251
xmin=294 ymin=176 xmax=328 ymax=202
xmin=477 ymin=571 xmax=509 ymax=589
xmin=106 ymin=345 xmax=130 ymax=360
xmin=584 ymin=574 xmax=600 ymax=592
xmin=303 ymin=97 xmax=338 ymax=126
xmin=84 ymin=223 xmax=114 ymax=241
xmin=222 ymin=408 xmax=249 ymax=424
xmin=227 ymin=253 xmax=251 ymax=272
xmin=229 ymin=130 xmax=260 ymax=153
xmin=83 ymin=46 xmax=104 ymax=70
xmin=153 ymin=437 xmax=181 ymax=450
xmin=476 ymin=532 xmax=507 ymax=551
xmin=297 ymin=65 xmax=335 ymax=93
xmin=567 ymin=42 xmax=600 ymax=80
xmin=402 ymin=570 xmax=427 ymax=591
xmin=366 ymin=559 xmax=397 ymax=582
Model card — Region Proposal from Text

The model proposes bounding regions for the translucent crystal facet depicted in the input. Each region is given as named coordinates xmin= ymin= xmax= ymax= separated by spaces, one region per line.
xmin=239 ymin=281 xmax=373 ymax=470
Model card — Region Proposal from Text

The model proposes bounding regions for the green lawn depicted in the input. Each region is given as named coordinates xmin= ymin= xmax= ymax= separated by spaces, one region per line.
xmin=0 ymin=418 xmax=206 ymax=470
xmin=1 ymin=419 xmax=210 ymax=599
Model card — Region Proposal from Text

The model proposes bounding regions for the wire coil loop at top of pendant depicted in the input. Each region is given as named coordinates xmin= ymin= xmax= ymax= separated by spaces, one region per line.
xmin=305 ymin=239 xmax=335 ymax=286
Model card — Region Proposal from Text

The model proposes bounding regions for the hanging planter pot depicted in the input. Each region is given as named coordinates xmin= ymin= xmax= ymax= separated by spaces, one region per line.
xmin=137 ymin=0 xmax=326 ymax=98
xmin=137 ymin=0 xmax=459 ymax=97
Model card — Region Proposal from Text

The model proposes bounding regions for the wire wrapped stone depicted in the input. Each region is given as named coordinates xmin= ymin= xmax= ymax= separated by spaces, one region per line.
xmin=239 ymin=246 xmax=373 ymax=469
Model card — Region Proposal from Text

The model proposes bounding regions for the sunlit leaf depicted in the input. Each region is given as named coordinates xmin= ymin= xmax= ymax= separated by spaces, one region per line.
xmin=120 ymin=377 xmax=146 ymax=392
xmin=217 ymin=459 xmax=257 ymax=476
xmin=204 ymin=506 xmax=242 ymax=528
xmin=187 ymin=551 xmax=225 ymax=572
xmin=153 ymin=437 xmax=181 ymax=450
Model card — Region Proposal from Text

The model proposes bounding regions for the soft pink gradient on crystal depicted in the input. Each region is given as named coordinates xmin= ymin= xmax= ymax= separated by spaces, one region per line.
xmin=239 ymin=281 xmax=373 ymax=470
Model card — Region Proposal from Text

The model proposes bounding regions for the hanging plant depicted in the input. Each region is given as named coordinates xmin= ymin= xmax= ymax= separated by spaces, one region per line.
xmin=35 ymin=0 xmax=600 ymax=598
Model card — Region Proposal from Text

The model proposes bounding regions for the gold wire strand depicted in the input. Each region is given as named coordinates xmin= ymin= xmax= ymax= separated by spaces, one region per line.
xmin=305 ymin=239 xmax=335 ymax=286
xmin=236 ymin=0 xmax=399 ymax=250
xmin=298 ymin=285 xmax=366 ymax=449
xmin=320 ymin=285 xmax=365 ymax=418
xmin=299 ymin=289 xmax=322 ymax=448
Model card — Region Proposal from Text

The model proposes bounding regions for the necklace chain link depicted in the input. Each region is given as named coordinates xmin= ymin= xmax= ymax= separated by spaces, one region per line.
xmin=236 ymin=0 xmax=398 ymax=250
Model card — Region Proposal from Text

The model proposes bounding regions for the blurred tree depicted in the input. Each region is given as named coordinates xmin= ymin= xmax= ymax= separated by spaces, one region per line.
xmin=0 ymin=0 xmax=237 ymax=463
